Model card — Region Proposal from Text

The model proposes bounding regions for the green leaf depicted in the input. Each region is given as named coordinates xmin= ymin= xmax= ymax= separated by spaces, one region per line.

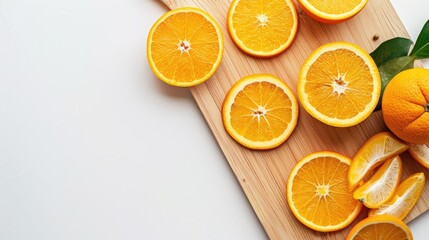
xmin=370 ymin=37 xmax=413 ymax=67
xmin=374 ymin=56 xmax=416 ymax=111
xmin=410 ymin=19 xmax=429 ymax=59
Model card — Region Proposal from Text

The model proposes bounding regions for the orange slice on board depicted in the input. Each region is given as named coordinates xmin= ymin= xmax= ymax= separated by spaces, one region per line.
xmin=147 ymin=7 xmax=224 ymax=87
xmin=297 ymin=42 xmax=381 ymax=127
xmin=353 ymin=156 xmax=402 ymax=209
xmin=222 ymin=74 xmax=298 ymax=150
xmin=227 ymin=0 xmax=298 ymax=57
xmin=409 ymin=144 xmax=429 ymax=169
xmin=348 ymin=132 xmax=409 ymax=189
xmin=346 ymin=215 xmax=413 ymax=240
xmin=369 ymin=172 xmax=425 ymax=220
xmin=287 ymin=151 xmax=362 ymax=232
xmin=298 ymin=0 xmax=368 ymax=24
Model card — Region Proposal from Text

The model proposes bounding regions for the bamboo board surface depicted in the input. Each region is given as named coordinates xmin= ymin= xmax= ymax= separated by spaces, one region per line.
xmin=158 ymin=0 xmax=429 ymax=239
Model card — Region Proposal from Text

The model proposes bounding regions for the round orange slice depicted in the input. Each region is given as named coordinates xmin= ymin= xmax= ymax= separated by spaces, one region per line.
xmin=348 ymin=132 xmax=409 ymax=189
xmin=346 ymin=215 xmax=413 ymax=240
xmin=222 ymin=74 xmax=298 ymax=150
xmin=368 ymin=172 xmax=425 ymax=220
xmin=147 ymin=7 xmax=224 ymax=87
xmin=227 ymin=0 xmax=298 ymax=57
xmin=353 ymin=155 xmax=402 ymax=209
xmin=409 ymin=144 xmax=429 ymax=169
xmin=297 ymin=42 xmax=381 ymax=127
xmin=287 ymin=151 xmax=362 ymax=232
xmin=298 ymin=0 xmax=368 ymax=24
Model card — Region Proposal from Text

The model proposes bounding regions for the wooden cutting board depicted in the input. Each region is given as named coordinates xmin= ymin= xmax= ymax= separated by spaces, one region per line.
xmin=158 ymin=0 xmax=429 ymax=239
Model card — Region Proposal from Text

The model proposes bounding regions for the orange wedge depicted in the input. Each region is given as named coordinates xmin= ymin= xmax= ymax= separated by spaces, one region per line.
xmin=348 ymin=132 xmax=409 ymax=189
xmin=409 ymin=144 xmax=429 ymax=169
xmin=353 ymin=156 xmax=402 ymax=209
xmin=369 ymin=172 xmax=425 ymax=220
xmin=227 ymin=0 xmax=298 ymax=57
xmin=147 ymin=7 xmax=224 ymax=87
xmin=287 ymin=151 xmax=362 ymax=232
xmin=346 ymin=215 xmax=413 ymax=240
xmin=298 ymin=0 xmax=368 ymax=24
xmin=297 ymin=42 xmax=381 ymax=127
xmin=222 ymin=74 xmax=298 ymax=150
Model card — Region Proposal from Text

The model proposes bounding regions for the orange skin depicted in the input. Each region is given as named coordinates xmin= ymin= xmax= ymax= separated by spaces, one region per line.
xmin=382 ymin=68 xmax=429 ymax=145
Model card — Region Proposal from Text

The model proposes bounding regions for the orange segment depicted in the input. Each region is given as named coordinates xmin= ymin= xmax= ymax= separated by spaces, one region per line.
xmin=369 ymin=172 xmax=426 ymax=220
xmin=353 ymin=156 xmax=402 ymax=209
xmin=346 ymin=215 xmax=413 ymax=240
xmin=348 ymin=132 xmax=409 ymax=189
xmin=409 ymin=144 xmax=429 ymax=169
xmin=227 ymin=0 xmax=298 ymax=57
xmin=297 ymin=42 xmax=381 ymax=127
xmin=286 ymin=151 xmax=362 ymax=232
xmin=298 ymin=0 xmax=368 ymax=24
xmin=147 ymin=7 xmax=224 ymax=87
xmin=222 ymin=74 xmax=298 ymax=149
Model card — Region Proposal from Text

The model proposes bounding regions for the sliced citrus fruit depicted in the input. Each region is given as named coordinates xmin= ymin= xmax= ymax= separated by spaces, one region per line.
xmin=286 ymin=151 xmax=362 ymax=232
xmin=147 ymin=7 xmax=224 ymax=87
xmin=227 ymin=0 xmax=298 ymax=57
xmin=297 ymin=42 xmax=381 ymax=127
xmin=346 ymin=215 xmax=413 ymax=240
xmin=369 ymin=172 xmax=425 ymax=220
xmin=298 ymin=0 xmax=368 ymax=24
xmin=353 ymin=155 xmax=402 ymax=209
xmin=348 ymin=132 xmax=409 ymax=189
xmin=409 ymin=144 xmax=429 ymax=169
xmin=222 ymin=74 xmax=298 ymax=150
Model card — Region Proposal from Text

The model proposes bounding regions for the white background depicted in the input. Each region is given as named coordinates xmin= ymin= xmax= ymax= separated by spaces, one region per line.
xmin=1 ymin=0 xmax=428 ymax=239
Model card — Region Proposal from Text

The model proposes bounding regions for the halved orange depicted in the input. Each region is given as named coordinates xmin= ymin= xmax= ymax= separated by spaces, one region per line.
xmin=353 ymin=155 xmax=402 ymax=209
xmin=287 ymin=151 xmax=362 ymax=232
xmin=297 ymin=42 xmax=381 ymax=127
xmin=147 ymin=7 xmax=224 ymax=87
xmin=298 ymin=0 xmax=368 ymax=24
xmin=409 ymin=144 xmax=429 ymax=169
xmin=369 ymin=172 xmax=425 ymax=220
xmin=222 ymin=74 xmax=298 ymax=150
xmin=348 ymin=132 xmax=409 ymax=189
xmin=227 ymin=0 xmax=298 ymax=57
xmin=346 ymin=215 xmax=413 ymax=240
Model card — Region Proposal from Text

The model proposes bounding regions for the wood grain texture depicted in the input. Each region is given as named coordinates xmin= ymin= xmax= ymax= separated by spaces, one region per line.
xmin=158 ymin=0 xmax=429 ymax=239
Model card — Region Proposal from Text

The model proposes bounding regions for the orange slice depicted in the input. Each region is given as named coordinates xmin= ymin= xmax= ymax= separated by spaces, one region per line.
xmin=346 ymin=215 xmax=413 ymax=240
xmin=409 ymin=144 xmax=429 ymax=169
xmin=227 ymin=0 xmax=298 ymax=57
xmin=222 ymin=74 xmax=298 ymax=150
xmin=297 ymin=42 xmax=381 ymax=127
xmin=298 ymin=0 xmax=368 ymax=24
xmin=348 ymin=132 xmax=409 ymax=189
xmin=147 ymin=7 xmax=224 ymax=87
xmin=353 ymin=156 xmax=402 ymax=209
xmin=369 ymin=172 xmax=425 ymax=220
xmin=286 ymin=151 xmax=362 ymax=232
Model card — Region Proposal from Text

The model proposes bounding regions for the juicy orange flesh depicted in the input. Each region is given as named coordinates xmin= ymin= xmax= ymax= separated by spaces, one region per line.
xmin=305 ymin=0 xmax=363 ymax=15
xmin=369 ymin=173 xmax=425 ymax=219
xmin=305 ymin=48 xmax=374 ymax=120
xmin=291 ymin=156 xmax=359 ymax=227
xmin=410 ymin=144 xmax=429 ymax=166
xmin=150 ymin=12 xmax=220 ymax=83
xmin=231 ymin=0 xmax=295 ymax=52
xmin=230 ymin=81 xmax=292 ymax=142
xmin=353 ymin=156 xmax=401 ymax=208
xmin=351 ymin=223 xmax=409 ymax=240
xmin=349 ymin=133 xmax=408 ymax=188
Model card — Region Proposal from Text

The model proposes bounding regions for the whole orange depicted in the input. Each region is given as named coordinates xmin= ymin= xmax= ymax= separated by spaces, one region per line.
xmin=382 ymin=68 xmax=429 ymax=145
